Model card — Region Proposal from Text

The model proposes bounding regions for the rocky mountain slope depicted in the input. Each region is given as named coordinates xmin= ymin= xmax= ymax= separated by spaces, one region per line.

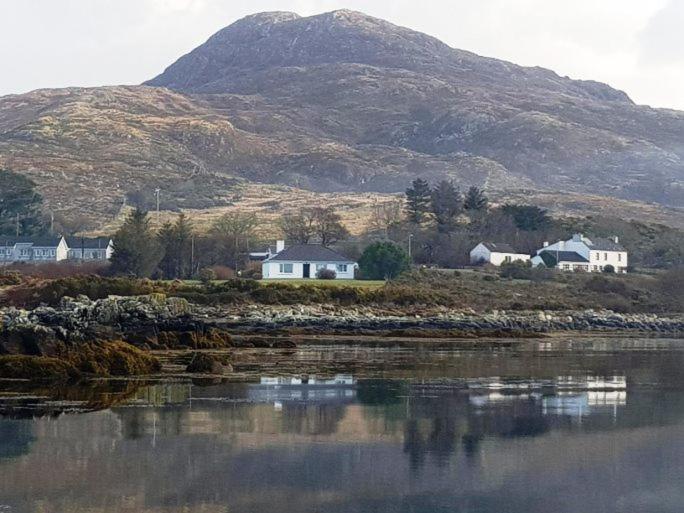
xmin=1 ymin=9 xmax=683 ymax=227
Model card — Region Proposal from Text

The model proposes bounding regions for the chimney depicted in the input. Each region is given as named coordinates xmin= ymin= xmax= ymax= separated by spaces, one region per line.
xmin=276 ymin=240 xmax=285 ymax=253
xmin=572 ymin=233 xmax=583 ymax=242
xmin=543 ymin=241 xmax=549 ymax=248
xmin=613 ymin=236 xmax=619 ymax=244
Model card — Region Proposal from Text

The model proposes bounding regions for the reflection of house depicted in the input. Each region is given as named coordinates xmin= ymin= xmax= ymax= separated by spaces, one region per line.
xmin=531 ymin=234 xmax=628 ymax=273
xmin=470 ymin=242 xmax=530 ymax=266
xmin=262 ymin=242 xmax=358 ymax=280
xmin=66 ymin=237 xmax=113 ymax=260
xmin=0 ymin=236 xmax=68 ymax=263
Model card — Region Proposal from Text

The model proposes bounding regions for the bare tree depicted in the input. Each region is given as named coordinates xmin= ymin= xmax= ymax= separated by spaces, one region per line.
xmin=370 ymin=198 xmax=404 ymax=239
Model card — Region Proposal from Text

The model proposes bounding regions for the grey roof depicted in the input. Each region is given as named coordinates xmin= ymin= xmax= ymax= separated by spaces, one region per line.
xmin=267 ymin=244 xmax=354 ymax=263
xmin=482 ymin=242 xmax=518 ymax=254
xmin=585 ymin=237 xmax=625 ymax=251
xmin=539 ymin=250 xmax=589 ymax=266
xmin=65 ymin=236 xmax=111 ymax=249
xmin=0 ymin=236 xmax=63 ymax=247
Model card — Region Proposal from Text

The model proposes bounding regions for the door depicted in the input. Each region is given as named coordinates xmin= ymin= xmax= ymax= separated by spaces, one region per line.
xmin=303 ymin=263 xmax=311 ymax=278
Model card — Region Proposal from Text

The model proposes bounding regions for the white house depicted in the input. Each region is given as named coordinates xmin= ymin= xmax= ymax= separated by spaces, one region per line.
xmin=470 ymin=242 xmax=530 ymax=266
xmin=66 ymin=237 xmax=114 ymax=261
xmin=262 ymin=242 xmax=358 ymax=280
xmin=0 ymin=236 xmax=69 ymax=264
xmin=531 ymin=234 xmax=628 ymax=273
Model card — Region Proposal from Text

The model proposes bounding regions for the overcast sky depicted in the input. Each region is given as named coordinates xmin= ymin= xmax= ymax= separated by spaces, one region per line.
xmin=1 ymin=0 xmax=683 ymax=110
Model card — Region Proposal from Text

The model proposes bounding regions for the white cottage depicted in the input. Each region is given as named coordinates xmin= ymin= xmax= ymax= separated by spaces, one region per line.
xmin=262 ymin=243 xmax=358 ymax=280
xmin=0 ymin=236 xmax=68 ymax=264
xmin=470 ymin=242 xmax=530 ymax=266
xmin=531 ymin=234 xmax=628 ymax=273
xmin=66 ymin=237 xmax=114 ymax=261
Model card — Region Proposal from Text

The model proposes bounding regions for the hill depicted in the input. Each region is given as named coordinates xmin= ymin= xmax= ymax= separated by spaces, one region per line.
xmin=1 ymin=9 xmax=683 ymax=230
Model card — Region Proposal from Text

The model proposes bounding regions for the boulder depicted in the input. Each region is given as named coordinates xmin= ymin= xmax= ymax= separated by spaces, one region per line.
xmin=185 ymin=353 xmax=230 ymax=374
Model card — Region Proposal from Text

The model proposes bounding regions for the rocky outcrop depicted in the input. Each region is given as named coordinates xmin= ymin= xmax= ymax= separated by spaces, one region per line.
xmin=0 ymin=294 xmax=232 ymax=354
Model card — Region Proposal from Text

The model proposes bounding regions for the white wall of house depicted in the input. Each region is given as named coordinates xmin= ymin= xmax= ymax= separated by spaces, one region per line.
xmin=470 ymin=244 xmax=530 ymax=266
xmin=262 ymin=261 xmax=357 ymax=279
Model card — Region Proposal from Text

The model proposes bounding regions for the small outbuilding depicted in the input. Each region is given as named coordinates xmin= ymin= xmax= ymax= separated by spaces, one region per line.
xmin=262 ymin=243 xmax=358 ymax=280
xmin=470 ymin=242 xmax=530 ymax=266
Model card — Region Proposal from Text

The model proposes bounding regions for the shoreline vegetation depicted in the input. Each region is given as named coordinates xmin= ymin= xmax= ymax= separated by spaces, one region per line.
xmin=1 ymin=271 xmax=682 ymax=383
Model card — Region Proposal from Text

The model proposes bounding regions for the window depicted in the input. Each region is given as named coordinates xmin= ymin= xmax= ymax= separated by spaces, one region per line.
xmin=315 ymin=264 xmax=326 ymax=271
xmin=595 ymin=252 xmax=600 ymax=260
xmin=618 ymin=253 xmax=622 ymax=262
xmin=279 ymin=263 xmax=293 ymax=274
xmin=336 ymin=264 xmax=348 ymax=273
xmin=504 ymin=255 xmax=512 ymax=263
xmin=562 ymin=264 xmax=570 ymax=271
xmin=604 ymin=253 xmax=608 ymax=261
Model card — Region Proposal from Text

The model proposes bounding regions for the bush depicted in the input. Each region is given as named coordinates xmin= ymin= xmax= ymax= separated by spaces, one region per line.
xmin=583 ymin=275 xmax=629 ymax=297
xmin=359 ymin=241 xmax=409 ymax=280
xmin=603 ymin=264 xmax=616 ymax=273
xmin=198 ymin=267 xmax=217 ymax=285
xmin=209 ymin=265 xmax=234 ymax=280
xmin=0 ymin=270 xmax=22 ymax=286
xmin=316 ymin=268 xmax=337 ymax=280
xmin=3 ymin=276 xmax=163 ymax=308
xmin=499 ymin=261 xmax=533 ymax=280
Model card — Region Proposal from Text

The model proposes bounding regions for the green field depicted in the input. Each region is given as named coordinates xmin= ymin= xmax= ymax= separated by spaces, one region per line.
xmin=261 ymin=279 xmax=385 ymax=288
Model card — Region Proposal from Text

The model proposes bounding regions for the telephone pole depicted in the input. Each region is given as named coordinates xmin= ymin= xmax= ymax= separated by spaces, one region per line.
xmin=154 ymin=188 xmax=161 ymax=225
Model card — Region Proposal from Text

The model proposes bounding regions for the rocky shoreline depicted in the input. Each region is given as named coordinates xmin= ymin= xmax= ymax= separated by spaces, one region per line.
xmin=2 ymin=296 xmax=683 ymax=357
xmin=207 ymin=304 xmax=684 ymax=336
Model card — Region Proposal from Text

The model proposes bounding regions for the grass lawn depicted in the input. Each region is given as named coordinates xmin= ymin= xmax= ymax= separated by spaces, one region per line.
xmin=262 ymin=279 xmax=385 ymax=288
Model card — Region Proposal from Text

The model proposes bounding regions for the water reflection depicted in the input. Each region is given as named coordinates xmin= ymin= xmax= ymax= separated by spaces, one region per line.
xmin=1 ymin=341 xmax=684 ymax=513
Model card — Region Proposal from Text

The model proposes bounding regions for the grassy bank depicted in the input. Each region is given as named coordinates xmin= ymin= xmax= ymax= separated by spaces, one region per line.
xmin=1 ymin=267 xmax=681 ymax=313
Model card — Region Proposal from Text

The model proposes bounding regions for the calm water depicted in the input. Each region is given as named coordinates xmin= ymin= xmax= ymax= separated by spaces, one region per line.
xmin=1 ymin=338 xmax=684 ymax=513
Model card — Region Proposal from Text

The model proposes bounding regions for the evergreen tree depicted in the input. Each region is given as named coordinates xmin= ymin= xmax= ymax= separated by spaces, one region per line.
xmin=405 ymin=178 xmax=432 ymax=224
xmin=501 ymin=204 xmax=551 ymax=232
xmin=110 ymin=209 xmax=164 ymax=277
xmin=359 ymin=241 xmax=410 ymax=280
xmin=464 ymin=186 xmax=488 ymax=212
xmin=430 ymin=180 xmax=463 ymax=232
xmin=158 ymin=214 xmax=194 ymax=279
xmin=0 ymin=169 xmax=47 ymax=236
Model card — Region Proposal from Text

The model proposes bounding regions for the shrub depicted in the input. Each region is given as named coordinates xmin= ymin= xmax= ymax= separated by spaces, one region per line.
xmin=603 ymin=264 xmax=616 ymax=273
xmin=198 ymin=267 xmax=217 ymax=285
xmin=3 ymin=276 xmax=162 ymax=308
xmin=583 ymin=275 xmax=629 ymax=297
xmin=359 ymin=241 xmax=409 ymax=280
xmin=316 ymin=268 xmax=337 ymax=280
xmin=209 ymin=265 xmax=234 ymax=280
xmin=0 ymin=270 xmax=22 ymax=286
xmin=499 ymin=261 xmax=533 ymax=280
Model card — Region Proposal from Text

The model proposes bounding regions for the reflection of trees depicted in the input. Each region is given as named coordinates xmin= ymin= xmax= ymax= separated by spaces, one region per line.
xmin=0 ymin=420 xmax=35 ymax=461
xmin=281 ymin=403 xmax=346 ymax=436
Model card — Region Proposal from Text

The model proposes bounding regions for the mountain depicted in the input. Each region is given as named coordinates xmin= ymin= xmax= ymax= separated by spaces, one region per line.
xmin=1 ymin=9 xmax=683 ymax=229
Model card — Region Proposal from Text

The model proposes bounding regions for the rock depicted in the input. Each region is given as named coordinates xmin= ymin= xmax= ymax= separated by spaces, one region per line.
xmin=185 ymin=353 xmax=229 ymax=374
xmin=0 ymin=324 xmax=61 ymax=357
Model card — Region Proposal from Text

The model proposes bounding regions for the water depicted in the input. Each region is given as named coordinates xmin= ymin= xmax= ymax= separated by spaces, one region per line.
xmin=1 ymin=338 xmax=684 ymax=513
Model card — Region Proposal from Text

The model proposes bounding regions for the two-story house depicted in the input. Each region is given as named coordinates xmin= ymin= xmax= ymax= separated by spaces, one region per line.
xmin=0 ymin=236 xmax=69 ymax=264
xmin=531 ymin=234 xmax=628 ymax=273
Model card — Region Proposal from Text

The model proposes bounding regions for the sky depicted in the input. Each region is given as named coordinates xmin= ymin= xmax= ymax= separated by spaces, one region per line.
xmin=1 ymin=0 xmax=683 ymax=110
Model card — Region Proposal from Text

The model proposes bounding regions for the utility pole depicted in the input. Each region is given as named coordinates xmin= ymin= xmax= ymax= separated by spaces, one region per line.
xmin=190 ymin=235 xmax=195 ymax=277
xmin=50 ymin=211 xmax=54 ymax=234
xmin=408 ymin=233 xmax=414 ymax=262
xmin=15 ymin=213 xmax=19 ymax=237
xmin=154 ymin=188 xmax=161 ymax=225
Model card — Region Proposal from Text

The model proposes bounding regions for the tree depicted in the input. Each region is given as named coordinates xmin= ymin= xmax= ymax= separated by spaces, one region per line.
xmin=359 ymin=241 xmax=410 ymax=280
xmin=110 ymin=209 xmax=164 ymax=277
xmin=405 ymin=178 xmax=432 ymax=224
xmin=369 ymin=199 xmax=404 ymax=239
xmin=312 ymin=207 xmax=349 ymax=246
xmin=278 ymin=210 xmax=317 ymax=244
xmin=158 ymin=213 xmax=194 ymax=279
xmin=209 ymin=211 xmax=259 ymax=269
xmin=464 ymin=186 xmax=488 ymax=212
xmin=431 ymin=180 xmax=463 ymax=232
xmin=501 ymin=205 xmax=551 ymax=232
xmin=0 ymin=169 xmax=46 ymax=236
